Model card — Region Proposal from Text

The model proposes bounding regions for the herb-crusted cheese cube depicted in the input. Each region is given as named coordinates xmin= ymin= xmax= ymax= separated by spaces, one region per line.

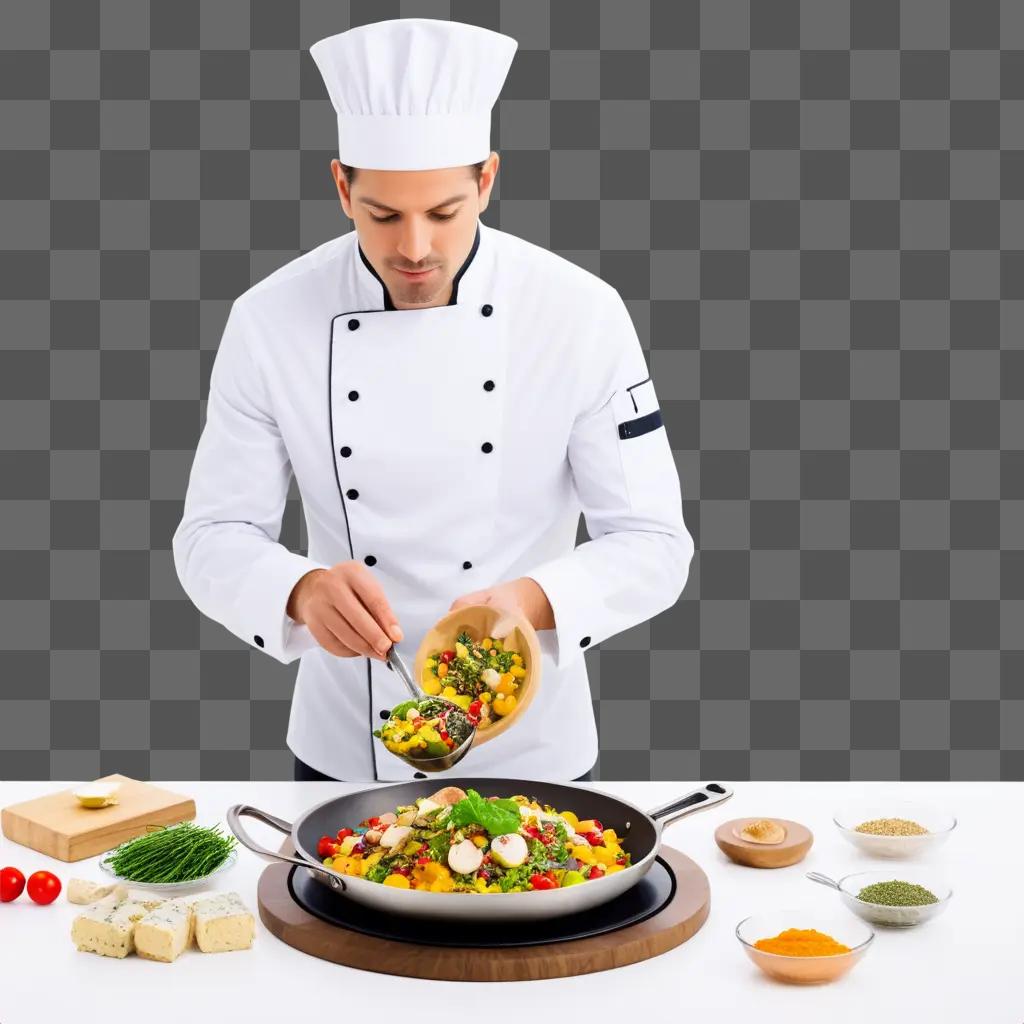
xmin=134 ymin=897 xmax=195 ymax=963
xmin=192 ymin=892 xmax=254 ymax=953
xmin=71 ymin=895 xmax=151 ymax=958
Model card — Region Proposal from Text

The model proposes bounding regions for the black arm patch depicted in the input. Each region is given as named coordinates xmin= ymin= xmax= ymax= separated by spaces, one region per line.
xmin=618 ymin=409 xmax=663 ymax=439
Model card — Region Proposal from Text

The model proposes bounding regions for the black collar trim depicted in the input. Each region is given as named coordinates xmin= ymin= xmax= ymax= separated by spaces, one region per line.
xmin=357 ymin=222 xmax=481 ymax=312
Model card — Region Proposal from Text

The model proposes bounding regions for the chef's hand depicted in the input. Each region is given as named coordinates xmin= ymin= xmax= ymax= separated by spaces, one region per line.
xmin=449 ymin=577 xmax=555 ymax=631
xmin=286 ymin=562 xmax=403 ymax=660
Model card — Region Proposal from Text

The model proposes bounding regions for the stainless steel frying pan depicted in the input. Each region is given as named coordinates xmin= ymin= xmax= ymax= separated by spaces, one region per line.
xmin=228 ymin=778 xmax=732 ymax=922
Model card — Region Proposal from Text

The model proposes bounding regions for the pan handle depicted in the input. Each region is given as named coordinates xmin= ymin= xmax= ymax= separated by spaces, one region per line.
xmin=226 ymin=803 xmax=347 ymax=893
xmin=646 ymin=782 xmax=734 ymax=828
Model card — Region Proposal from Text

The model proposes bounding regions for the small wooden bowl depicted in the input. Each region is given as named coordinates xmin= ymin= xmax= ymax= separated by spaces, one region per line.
xmin=715 ymin=818 xmax=814 ymax=868
xmin=412 ymin=604 xmax=541 ymax=748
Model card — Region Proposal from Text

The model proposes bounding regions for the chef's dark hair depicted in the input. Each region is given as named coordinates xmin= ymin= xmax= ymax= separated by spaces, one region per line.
xmin=337 ymin=160 xmax=487 ymax=186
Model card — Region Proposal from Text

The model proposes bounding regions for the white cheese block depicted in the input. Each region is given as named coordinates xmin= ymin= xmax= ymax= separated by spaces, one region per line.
xmin=134 ymin=897 xmax=195 ymax=963
xmin=67 ymin=878 xmax=117 ymax=905
xmin=192 ymin=892 xmax=254 ymax=953
xmin=119 ymin=888 xmax=166 ymax=911
xmin=71 ymin=895 xmax=151 ymax=958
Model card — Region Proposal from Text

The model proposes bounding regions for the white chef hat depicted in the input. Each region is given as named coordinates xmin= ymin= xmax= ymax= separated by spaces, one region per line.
xmin=309 ymin=18 xmax=518 ymax=171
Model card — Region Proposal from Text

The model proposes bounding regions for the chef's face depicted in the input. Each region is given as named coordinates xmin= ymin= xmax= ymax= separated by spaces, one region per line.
xmin=332 ymin=155 xmax=498 ymax=310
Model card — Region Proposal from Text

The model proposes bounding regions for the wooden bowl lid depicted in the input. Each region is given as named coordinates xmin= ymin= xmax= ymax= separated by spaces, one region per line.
xmin=412 ymin=604 xmax=541 ymax=748
xmin=714 ymin=817 xmax=814 ymax=869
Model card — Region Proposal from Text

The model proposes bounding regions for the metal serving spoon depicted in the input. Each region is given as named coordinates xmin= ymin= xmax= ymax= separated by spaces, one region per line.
xmin=382 ymin=645 xmax=476 ymax=773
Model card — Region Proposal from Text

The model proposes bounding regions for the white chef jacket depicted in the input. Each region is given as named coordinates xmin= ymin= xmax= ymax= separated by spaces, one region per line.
xmin=172 ymin=220 xmax=693 ymax=781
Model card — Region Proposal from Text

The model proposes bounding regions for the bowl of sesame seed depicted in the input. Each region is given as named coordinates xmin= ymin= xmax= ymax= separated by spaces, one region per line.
xmin=832 ymin=800 xmax=957 ymax=858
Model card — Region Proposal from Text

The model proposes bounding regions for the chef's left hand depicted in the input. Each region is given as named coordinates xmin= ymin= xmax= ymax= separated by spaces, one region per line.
xmin=449 ymin=577 xmax=555 ymax=631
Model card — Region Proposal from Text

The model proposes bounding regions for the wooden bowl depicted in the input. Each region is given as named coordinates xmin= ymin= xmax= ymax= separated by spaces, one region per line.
xmin=715 ymin=818 xmax=814 ymax=868
xmin=412 ymin=604 xmax=541 ymax=748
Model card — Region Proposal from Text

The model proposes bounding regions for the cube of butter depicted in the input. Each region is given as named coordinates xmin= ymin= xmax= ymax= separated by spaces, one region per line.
xmin=134 ymin=897 xmax=195 ymax=964
xmin=71 ymin=894 xmax=151 ymax=958
xmin=192 ymin=892 xmax=254 ymax=953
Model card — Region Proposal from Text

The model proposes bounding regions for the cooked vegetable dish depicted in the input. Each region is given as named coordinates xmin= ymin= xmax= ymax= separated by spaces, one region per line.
xmin=314 ymin=787 xmax=631 ymax=893
xmin=421 ymin=630 xmax=527 ymax=726
xmin=373 ymin=697 xmax=474 ymax=760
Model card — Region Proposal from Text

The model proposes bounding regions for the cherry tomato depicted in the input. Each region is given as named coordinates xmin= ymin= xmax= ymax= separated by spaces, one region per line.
xmin=468 ymin=700 xmax=482 ymax=715
xmin=26 ymin=870 xmax=61 ymax=905
xmin=524 ymin=825 xmax=541 ymax=839
xmin=591 ymin=820 xmax=604 ymax=832
xmin=1 ymin=866 xmax=25 ymax=903
xmin=440 ymin=650 xmax=455 ymax=663
xmin=335 ymin=828 xmax=354 ymax=842
xmin=317 ymin=836 xmax=339 ymax=858
xmin=529 ymin=873 xmax=557 ymax=891
xmin=583 ymin=830 xmax=604 ymax=846
xmin=588 ymin=865 xmax=606 ymax=880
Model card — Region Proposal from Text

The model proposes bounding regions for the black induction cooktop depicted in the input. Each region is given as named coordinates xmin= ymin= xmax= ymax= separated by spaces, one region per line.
xmin=286 ymin=856 xmax=678 ymax=948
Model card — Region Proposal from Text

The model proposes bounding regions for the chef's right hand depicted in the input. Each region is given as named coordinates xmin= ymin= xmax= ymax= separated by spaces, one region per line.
xmin=286 ymin=562 xmax=403 ymax=660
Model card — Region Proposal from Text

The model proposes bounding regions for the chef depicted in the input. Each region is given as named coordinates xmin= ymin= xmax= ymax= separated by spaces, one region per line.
xmin=172 ymin=18 xmax=693 ymax=783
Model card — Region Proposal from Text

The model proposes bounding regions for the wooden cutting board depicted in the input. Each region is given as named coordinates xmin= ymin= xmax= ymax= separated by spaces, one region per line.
xmin=1 ymin=775 xmax=196 ymax=862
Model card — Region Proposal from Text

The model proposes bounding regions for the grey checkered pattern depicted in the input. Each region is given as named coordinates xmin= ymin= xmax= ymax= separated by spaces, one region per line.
xmin=1 ymin=0 xmax=1022 ymax=782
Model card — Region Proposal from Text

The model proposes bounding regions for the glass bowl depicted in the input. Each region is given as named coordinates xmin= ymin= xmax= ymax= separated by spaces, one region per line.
xmin=98 ymin=847 xmax=238 ymax=893
xmin=833 ymin=799 xmax=956 ymax=858
xmin=831 ymin=869 xmax=953 ymax=928
xmin=736 ymin=910 xmax=874 ymax=984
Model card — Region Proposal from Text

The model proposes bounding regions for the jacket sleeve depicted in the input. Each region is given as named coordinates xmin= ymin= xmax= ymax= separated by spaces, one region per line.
xmin=522 ymin=288 xmax=693 ymax=670
xmin=172 ymin=297 xmax=329 ymax=664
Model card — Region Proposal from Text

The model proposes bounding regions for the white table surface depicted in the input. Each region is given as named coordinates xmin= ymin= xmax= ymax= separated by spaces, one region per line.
xmin=0 ymin=779 xmax=1017 ymax=1022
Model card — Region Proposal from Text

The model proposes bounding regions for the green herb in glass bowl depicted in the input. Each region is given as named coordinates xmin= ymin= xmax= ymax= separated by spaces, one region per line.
xmin=100 ymin=821 xmax=238 ymax=890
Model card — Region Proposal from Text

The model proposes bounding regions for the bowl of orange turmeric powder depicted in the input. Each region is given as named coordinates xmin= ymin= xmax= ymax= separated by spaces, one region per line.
xmin=736 ymin=911 xmax=874 ymax=984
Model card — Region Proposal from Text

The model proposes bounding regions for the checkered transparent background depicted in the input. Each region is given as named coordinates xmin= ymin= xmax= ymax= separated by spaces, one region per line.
xmin=1 ymin=0 xmax=1023 ymax=781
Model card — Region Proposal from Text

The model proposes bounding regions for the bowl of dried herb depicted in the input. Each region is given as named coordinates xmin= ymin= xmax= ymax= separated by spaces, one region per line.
xmin=809 ymin=869 xmax=953 ymax=928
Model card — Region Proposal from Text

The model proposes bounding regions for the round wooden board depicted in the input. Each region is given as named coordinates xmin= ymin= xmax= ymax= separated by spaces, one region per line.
xmin=257 ymin=844 xmax=710 ymax=981
xmin=714 ymin=818 xmax=814 ymax=868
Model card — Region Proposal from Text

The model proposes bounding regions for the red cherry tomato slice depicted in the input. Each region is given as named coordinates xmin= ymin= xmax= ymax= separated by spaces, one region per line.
xmin=1 ymin=866 xmax=25 ymax=902
xmin=529 ymin=873 xmax=557 ymax=891
xmin=317 ymin=836 xmax=339 ymax=858
xmin=26 ymin=870 xmax=61 ymax=905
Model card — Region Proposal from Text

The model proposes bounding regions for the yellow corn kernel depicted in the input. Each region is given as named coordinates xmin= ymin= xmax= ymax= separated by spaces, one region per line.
xmin=383 ymin=873 xmax=411 ymax=888
xmin=421 ymin=676 xmax=441 ymax=696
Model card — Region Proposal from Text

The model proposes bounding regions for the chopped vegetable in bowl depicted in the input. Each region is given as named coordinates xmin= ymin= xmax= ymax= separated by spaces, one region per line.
xmin=422 ymin=631 xmax=526 ymax=727
xmin=315 ymin=788 xmax=631 ymax=893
